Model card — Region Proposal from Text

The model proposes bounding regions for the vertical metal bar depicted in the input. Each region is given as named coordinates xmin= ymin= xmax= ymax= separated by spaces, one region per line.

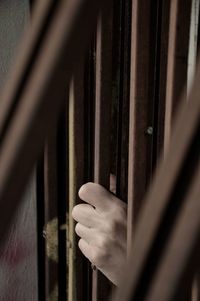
xmin=155 ymin=0 xmax=171 ymax=158
xmin=57 ymin=113 xmax=68 ymax=301
xmin=68 ymin=62 xmax=91 ymax=300
xmin=127 ymin=0 xmax=154 ymax=254
xmin=68 ymin=81 xmax=75 ymax=301
xmin=44 ymin=133 xmax=59 ymax=300
xmin=113 ymin=0 xmax=132 ymax=201
xmin=68 ymin=79 xmax=82 ymax=301
xmin=92 ymin=4 xmax=113 ymax=300
xmin=164 ymin=0 xmax=192 ymax=153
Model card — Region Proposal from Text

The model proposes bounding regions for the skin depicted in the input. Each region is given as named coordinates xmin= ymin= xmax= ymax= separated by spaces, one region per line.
xmin=72 ymin=182 xmax=127 ymax=286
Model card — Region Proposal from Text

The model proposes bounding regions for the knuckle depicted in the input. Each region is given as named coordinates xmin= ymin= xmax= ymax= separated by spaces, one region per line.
xmin=110 ymin=205 xmax=126 ymax=225
xmin=107 ymin=219 xmax=118 ymax=234
xmin=98 ymin=235 xmax=109 ymax=251
xmin=115 ymin=207 xmax=127 ymax=222
xmin=91 ymin=249 xmax=107 ymax=268
xmin=106 ymin=217 xmax=125 ymax=239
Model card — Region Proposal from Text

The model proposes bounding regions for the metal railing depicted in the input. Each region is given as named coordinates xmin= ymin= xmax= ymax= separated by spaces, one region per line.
xmin=0 ymin=0 xmax=199 ymax=300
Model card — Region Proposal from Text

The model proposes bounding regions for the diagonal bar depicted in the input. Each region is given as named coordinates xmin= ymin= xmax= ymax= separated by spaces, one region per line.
xmin=146 ymin=162 xmax=200 ymax=301
xmin=113 ymin=54 xmax=200 ymax=301
xmin=0 ymin=0 xmax=107 ymax=245
xmin=0 ymin=0 xmax=55 ymax=142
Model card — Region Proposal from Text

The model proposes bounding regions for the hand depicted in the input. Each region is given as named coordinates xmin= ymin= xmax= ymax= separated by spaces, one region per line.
xmin=72 ymin=182 xmax=127 ymax=286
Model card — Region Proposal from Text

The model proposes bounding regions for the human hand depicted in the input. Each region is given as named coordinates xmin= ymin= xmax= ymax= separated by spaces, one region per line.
xmin=72 ymin=182 xmax=127 ymax=286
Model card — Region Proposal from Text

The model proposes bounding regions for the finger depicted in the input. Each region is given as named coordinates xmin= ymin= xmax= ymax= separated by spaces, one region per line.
xmin=72 ymin=204 xmax=100 ymax=227
xmin=78 ymin=238 xmax=93 ymax=263
xmin=78 ymin=182 xmax=121 ymax=212
xmin=78 ymin=239 xmax=106 ymax=268
xmin=75 ymin=223 xmax=97 ymax=244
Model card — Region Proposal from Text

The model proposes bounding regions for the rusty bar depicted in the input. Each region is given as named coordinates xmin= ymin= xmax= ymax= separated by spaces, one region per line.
xmin=113 ymin=55 xmax=200 ymax=301
xmin=127 ymin=0 xmax=155 ymax=254
xmin=92 ymin=4 xmax=113 ymax=300
xmin=44 ymin=133 xmax=59 ymax=300
xmin=0 ymin=0 xmax=106 ymax=245
xmin=164 ymin=0 xmax=192 ymax=153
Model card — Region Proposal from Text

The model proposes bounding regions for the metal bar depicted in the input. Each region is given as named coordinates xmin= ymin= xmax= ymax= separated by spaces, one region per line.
xmin=127 ymin=0 xmax=155 ymax=254
xmin=114 ymin=0 xmax=131 ymax=201
xmin=163 ymin=2 xmax=193 ymax=298
xmin=68 ymin=63 xmax=90 ymax=301
xmin=153 ymin=0 xmax=171 ymax=160
xmin=44 ymin=134 xmax=59 ymax=300
xmin=113 ymin=55 xmax=200 ymax=301
xmin=0 ymin=0 xmax=106 ymax=246
xmin=92 ymin=5 xmax=113 ymax=300
xmin=164 ymin=0 xmax=192 ymax=153
xmin=57 ymin=112 xmax=68 ymax=301
xmin=146 ymin=161 xmax=200 ymax=301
